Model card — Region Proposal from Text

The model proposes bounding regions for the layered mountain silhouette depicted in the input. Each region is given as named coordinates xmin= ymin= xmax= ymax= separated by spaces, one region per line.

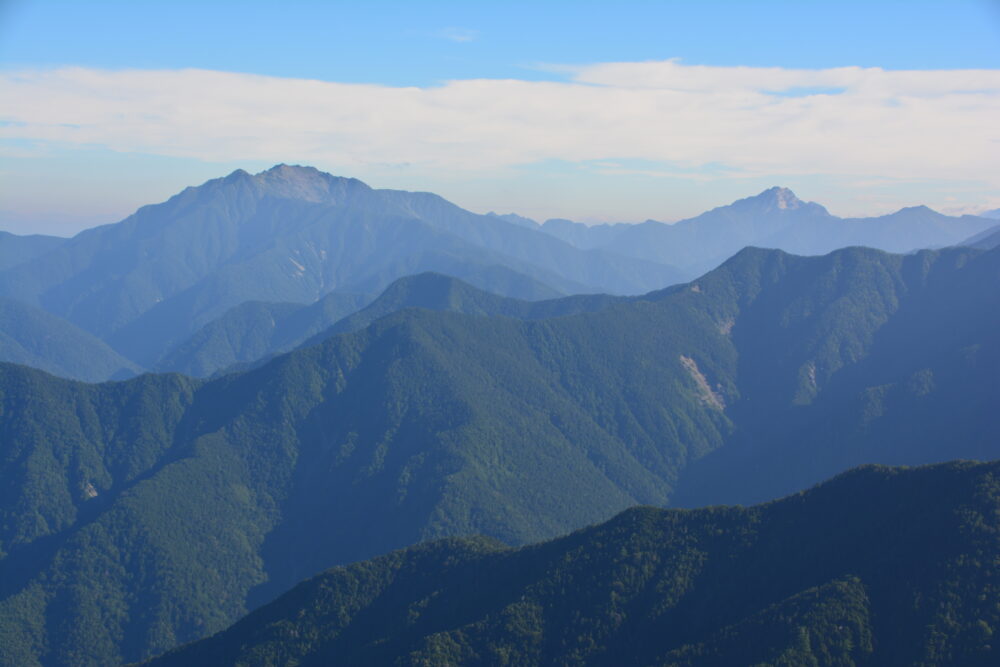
xmin=147 ymin=460 xmax=999 ymax=667
xmin=159 ymin=273 xmax=625 ymax=378
xmin=153 ymin=290 xmax=372 ymax=378
xmin=0 ymin=231 xmax=64 ymax=271
xmin=1 ymin=166 xmax=994 ymax=382
xmin=960 ymin=224 xmax=1000 ymax=250
xmin=0 ymin=298 xmax=139 ymax=381
xmin=1 ymin=244 xmax=998 ymax=666
xmin=539 ymin=187 xmax=996 ymax=276
xmin=0 ymin=165 xmax=678 ymax=371
xmin=296 ymin=272 xmax=625 ymax=350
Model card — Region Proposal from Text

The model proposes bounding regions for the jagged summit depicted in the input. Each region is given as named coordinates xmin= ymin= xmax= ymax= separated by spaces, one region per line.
xmin=675 ymin=186 xmax=829 ymax=226
xmin=763 ymin=186 xmax=803 ymax=209
xmin=163 ymin=165 xmax=373 ymax=213
xmin=745 ymin=186 xmax=806 ymax=210
xmin=250 ymin=164 xmax=371 ymax=203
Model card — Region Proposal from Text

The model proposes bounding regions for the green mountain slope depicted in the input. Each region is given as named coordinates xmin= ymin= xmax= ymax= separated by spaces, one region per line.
xmin=673 ymin=244 xmax=1000 ymax=506
xmin=158 ymin=272 xmax=610 ymax=379
xmin=300 ymin=271 xmax=623 ymax=348
xmin=1 ymin=245 xmax=998 ymax=666
xmin=0 ymin=298 xmax=140 ymax=381
xmin=146 ymin=460 xmax=1000 ymax=667
xmin=0 ymin=299 xmax=728 ymax=666
xmin=154 ymin=290 xmax=371 ymax=377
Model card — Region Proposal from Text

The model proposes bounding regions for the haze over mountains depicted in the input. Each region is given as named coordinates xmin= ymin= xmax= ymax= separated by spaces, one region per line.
xmin=0 ymin=165 xmax=995 ymax=381
xmin=2 ymin=240 xmax=998 ymax=666
xmin=0 ymin=232 xmax=64 ymax=272
xmin=0 ymin=165 xmax=676 ymax=374
xmin=535 ymin=186 xmax=995 ymax=276
xmin=0 ymin=165 xmax=998 ymax=666
xmin=961 ymin=224 xmax=1000 ymax=251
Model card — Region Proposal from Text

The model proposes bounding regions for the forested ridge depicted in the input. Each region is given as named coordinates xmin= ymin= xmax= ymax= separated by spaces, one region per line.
xmin=1 ymin=244 xmax=998 ymax=665
xmin=148 ymin=460 xmax=1000 ymax=666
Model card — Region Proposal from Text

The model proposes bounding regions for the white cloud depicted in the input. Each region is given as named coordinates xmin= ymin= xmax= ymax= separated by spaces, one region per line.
xmin=565 ymin=59 xmax=1000 ymax=95
xmin=1 ymin=61 xmax=998 ymax=189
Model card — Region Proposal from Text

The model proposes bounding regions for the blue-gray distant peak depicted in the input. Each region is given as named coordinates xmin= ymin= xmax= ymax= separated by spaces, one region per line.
xmin=734 ymin=186 xmax=827 ymax=214
xmin=157 ymin=165 xmax=341 ymax=209
xmin=180 ymin=164 xmax=372 ymax=208
xmin=223 ymin=168 xmax=251 ymax=178
xmin=251 ymin=164 xmax=372 ymax=203
xmin=861 ymin=204 xmax=949 ymax=223
xmin=765 ymin=186 xmax=803 ymax=209
xmin=666 ymin=187 xmax=831 ymax=233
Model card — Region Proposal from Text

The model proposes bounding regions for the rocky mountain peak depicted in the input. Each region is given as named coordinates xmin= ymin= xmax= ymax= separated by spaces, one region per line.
xmin=250 ymin=164 xmax=371 ymax=203
xmin=756 ymin=186 xmax=806 ymax=210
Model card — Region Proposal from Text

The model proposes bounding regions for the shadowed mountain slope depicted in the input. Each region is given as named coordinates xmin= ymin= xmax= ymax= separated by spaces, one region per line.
xmin=1 ymin=245 xmax=998 ymax=666
xmin=300 ymin=272 xmax=624 ymax=348
xmin=0 ymin=298 xmax=140 ymax=382
xmin=147 ymin=460 xmax=1000 ymax=667
xmin=153 ymin=290 xmax=371 ymax=378
xmin=160 ymin=273 xmax=617 ymax=379
xmin=959 ymin=224 xmax=1000 ymax=250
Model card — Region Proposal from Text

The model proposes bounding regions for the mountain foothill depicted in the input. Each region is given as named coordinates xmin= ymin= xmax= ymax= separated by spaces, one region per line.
xmin=0 ymin=166 xmax=997 ymax=666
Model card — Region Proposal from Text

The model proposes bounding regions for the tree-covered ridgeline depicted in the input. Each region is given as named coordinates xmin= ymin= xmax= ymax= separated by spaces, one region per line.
xmin=146 ymin=460 xmax=1000 ymax=667
xmin=1 ymin=244 xmax=998 ymax=665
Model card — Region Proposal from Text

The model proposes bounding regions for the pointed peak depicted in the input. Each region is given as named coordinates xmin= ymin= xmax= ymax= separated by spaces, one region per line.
xmin=705 ymin=186 xmax=831 ymax=218
xmin=754 ymin=186 xmax=805 ymax=210
xmin=223 ymin=168 xmax=251 ymax=181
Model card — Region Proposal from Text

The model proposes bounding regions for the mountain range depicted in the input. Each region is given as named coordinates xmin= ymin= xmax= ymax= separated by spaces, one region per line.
xmin=533 ymin=186 xmax=996 ymax=276
xmin=158 ymin=272 xmax=624 ymax=379
xmin=0 ymin=165 xmax=677 ymax=373
xmin=2 ymin=241 xmax=998 ymax=666
xmin=0 ymin=166 xmax=995 ymax=381
xmin=146 ymin=459 xmax=999 ymax=666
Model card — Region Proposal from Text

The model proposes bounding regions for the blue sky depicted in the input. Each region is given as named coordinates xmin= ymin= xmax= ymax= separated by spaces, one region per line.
xmin=2 ymin=0 xmax=1000 ymax=235
xmin=4 ymin=1 xmax=1000 ymax=82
